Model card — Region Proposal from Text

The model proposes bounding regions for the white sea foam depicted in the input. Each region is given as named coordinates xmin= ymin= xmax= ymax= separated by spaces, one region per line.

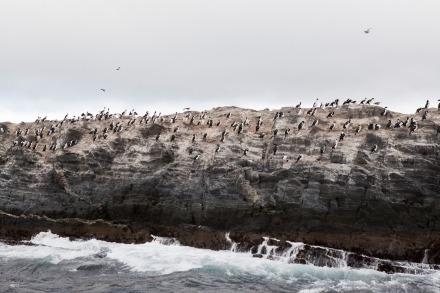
xmin=1 ymin=231 xmax=440 ymax=292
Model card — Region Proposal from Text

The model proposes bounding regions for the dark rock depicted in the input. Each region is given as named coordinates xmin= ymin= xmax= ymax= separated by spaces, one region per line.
xmin=0 ymin=105 xmax=440 ymax=273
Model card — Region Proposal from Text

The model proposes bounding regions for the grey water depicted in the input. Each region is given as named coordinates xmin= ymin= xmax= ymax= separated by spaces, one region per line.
xmin=0 ymin=231 xmax=439 ymax=293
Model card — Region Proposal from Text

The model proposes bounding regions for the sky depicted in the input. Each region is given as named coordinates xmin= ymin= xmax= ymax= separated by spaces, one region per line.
xmin=1 ymin=0 xmax=440 ymax=122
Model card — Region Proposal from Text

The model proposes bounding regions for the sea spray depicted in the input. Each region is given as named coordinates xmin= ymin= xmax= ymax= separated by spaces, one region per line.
xmin=1 ymin=232 xmax=440 ymax=292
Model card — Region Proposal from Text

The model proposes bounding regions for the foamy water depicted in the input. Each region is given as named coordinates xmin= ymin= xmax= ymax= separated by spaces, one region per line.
xmin=1 ymin=231 xmax=439 ymax=292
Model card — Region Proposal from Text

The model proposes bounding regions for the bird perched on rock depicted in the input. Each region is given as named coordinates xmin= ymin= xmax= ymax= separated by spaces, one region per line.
xmin=339 ymin=132 xmax=346 ymax=141
xmin=370 ymin=144 xmax=378 ymax=154
xmin=386 ymin=120 xmax=392 ymax=129
xmin=329 ymin=122 xmax=336 ymax=131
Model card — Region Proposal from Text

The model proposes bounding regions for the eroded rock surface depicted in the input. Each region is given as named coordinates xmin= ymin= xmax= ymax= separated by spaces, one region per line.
xmin=1 ymin=104 xmax=440 ymax=270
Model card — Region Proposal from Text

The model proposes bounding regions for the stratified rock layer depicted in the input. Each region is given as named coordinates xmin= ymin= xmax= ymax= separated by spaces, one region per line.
xmin=1 ymin=104 xmax=440 ymax=268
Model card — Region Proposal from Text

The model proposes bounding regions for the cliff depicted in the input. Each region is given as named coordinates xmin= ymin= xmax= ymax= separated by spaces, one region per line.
xmin=1 ymin=104 xmax=440 ymax=272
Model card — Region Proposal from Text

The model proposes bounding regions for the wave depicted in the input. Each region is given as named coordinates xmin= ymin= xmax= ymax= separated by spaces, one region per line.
xmin=1 ymin=231 xmax=440 ymax=292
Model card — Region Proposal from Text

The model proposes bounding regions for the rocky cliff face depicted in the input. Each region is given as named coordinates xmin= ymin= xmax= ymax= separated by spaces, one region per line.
xmin=1 ymin=104 xmax=440 ymax=271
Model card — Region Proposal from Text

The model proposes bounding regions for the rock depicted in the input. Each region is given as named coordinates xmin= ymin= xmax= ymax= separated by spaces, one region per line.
xmin=0 ymin=105 xmax=440 ymax=272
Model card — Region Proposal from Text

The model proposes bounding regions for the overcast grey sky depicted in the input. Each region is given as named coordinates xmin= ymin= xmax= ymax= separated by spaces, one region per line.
xmin=1 ymin=0 xmax=439 ymax=122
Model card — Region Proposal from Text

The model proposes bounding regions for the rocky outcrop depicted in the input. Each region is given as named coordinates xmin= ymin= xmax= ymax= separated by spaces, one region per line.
xmin=1 ymin=104 xmax=440 ymax=271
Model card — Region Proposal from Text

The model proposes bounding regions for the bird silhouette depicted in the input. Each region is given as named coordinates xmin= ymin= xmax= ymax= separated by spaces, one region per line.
xmin=100 ymin=89 xmax=105 ymax=92
xmin=364 ymin=28 xmax=372 ymax=34
xmin=116 ymin=67 xmax=120 ymax=70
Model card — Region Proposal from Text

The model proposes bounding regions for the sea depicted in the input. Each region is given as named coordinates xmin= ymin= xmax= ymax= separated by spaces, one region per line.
xmin=0 ymin=231 xmax=439 ymax=293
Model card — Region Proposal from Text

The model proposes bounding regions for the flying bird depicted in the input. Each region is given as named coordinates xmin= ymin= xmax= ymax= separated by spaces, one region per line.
xmin=183 ymin=107 xmax=190 ymax=111
xmin=116 ymin=67 xmax=120 ymax=70
xmin=100 ymin=89 xmax=105 ymax=92
xmin=364 ymin=28 xmax=372 ymax=34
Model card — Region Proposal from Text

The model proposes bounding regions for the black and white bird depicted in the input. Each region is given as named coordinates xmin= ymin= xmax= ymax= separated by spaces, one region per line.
xmin=370 ymin=144 xmax=378 ymax=154
xmin=339 ymin=132 xmax=346 ymax=141
xmin=329 ymin=122 xmax=336 ymax=131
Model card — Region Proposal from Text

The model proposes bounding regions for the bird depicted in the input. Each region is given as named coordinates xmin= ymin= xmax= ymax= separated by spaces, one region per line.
xmin=370 ymin=144 xmax=378 ymax=154
xmin=339 ymin=132 xmax=346 ymax=141
xmin=364 ymin=28 xmax=372 ymax=34
xmin=183 ymin=107 xmax=190 ymax=111
xmin=329 ymin=122 xmax=336 ymax=131
xmin=425 ymin=100 xmax=430 ymax=109
xmin=116 ymin=67 xmax=120 ymax=70
xmin=100 ymin=89 xmax=105 ymax=92
xmin=296 ymin=154 xmax=303 ymax=163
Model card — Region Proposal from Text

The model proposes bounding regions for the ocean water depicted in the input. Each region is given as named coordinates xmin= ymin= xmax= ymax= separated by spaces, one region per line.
xmin=0 ymin=231 xmax=439 ymax=293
